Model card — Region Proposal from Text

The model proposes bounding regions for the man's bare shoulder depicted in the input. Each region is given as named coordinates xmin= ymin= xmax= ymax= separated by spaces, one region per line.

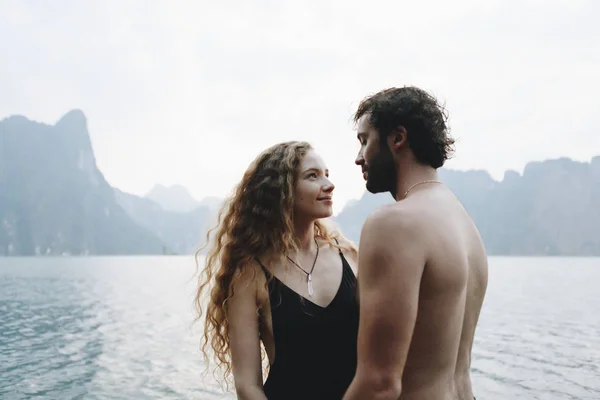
xmin=362 ymin=202 xmax=422 ymax=240
xmin=358 ymin=205 xmax=428 ymax=274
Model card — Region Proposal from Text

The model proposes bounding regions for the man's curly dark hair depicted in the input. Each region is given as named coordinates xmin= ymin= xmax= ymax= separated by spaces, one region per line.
xmin=354 ymin=86 xmax=456 ymax=168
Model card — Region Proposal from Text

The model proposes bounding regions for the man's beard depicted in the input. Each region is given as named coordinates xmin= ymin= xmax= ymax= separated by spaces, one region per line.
xmin=365 ymin=145 xmax=397 ymax=197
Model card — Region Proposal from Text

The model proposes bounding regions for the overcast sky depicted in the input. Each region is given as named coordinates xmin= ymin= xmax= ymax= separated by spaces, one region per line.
xmin=2 ymin=0 xmax=598 ymax=213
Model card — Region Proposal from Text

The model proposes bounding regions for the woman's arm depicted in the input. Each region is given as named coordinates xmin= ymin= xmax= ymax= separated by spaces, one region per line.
xmin=228 ymin=263 xmax=268 ymax=400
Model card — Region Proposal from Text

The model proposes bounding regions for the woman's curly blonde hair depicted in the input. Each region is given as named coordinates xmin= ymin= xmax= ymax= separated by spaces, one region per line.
xmin=194 ymin=141 xmax=356 ymax=387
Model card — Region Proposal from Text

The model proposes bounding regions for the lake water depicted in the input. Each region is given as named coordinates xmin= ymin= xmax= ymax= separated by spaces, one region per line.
xmin=0 ymin=256 xmax=599 ymax=399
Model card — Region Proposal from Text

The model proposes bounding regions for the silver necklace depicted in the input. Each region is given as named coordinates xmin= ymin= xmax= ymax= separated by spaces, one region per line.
xmin=286 ymin=237 xmax=319 ymax=297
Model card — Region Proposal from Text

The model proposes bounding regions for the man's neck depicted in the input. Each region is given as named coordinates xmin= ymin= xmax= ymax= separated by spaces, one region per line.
xmin=394 ymin=160 xmax=440 ymax=201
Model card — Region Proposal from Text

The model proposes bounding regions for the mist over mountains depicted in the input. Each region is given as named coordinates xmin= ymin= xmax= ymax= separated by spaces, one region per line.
xmin=335 ymin=161 xmax=600 ymax=256
xmin=2 ymin=110 xmax=599 ymax=256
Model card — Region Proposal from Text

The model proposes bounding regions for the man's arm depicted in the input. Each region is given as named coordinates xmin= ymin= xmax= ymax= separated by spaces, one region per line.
xmin=343 ymin=207 xmax=425 ymax=400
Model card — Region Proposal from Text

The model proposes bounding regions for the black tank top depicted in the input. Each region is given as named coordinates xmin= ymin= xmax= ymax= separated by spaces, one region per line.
xmin=258 ymin=248 xmax=359 ymax=400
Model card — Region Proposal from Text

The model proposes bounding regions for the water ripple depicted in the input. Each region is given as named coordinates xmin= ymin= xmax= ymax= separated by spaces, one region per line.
xmin=1 ymin=256 xmax=599 ymax=399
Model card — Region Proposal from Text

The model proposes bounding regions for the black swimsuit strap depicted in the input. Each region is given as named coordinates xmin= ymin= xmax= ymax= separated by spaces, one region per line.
xmin=255 ymin=257 xmax=270 ymax=277
xmin=333 ymin=237 xmax=343 ymax=254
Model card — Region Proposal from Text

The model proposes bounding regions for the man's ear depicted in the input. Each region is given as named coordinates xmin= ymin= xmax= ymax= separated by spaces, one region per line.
xmin=387 ymin=126 xmax=407 ymax=151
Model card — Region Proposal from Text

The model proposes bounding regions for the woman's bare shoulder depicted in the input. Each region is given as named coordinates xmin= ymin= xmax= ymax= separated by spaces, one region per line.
xmin=230 ymin=258 xmax=268 ymax=299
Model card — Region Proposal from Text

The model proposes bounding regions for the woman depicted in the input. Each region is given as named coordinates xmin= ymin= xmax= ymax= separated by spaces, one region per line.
xmin=195 ymin=141 xmax=360 ymax=400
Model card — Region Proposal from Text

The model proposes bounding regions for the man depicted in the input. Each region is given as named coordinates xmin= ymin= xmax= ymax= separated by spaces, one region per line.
xmin=342 ymin=86 xmax=488 ymax=400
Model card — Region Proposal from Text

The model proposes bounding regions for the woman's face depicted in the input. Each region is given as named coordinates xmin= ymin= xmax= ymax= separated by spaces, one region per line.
xmin=293 ymin=149 xmax=335 ymax=220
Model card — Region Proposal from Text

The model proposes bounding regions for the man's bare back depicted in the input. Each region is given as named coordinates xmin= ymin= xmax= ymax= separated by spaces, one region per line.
xmin=343 ymin=184 xmax=487 ymax=400
xmin=396 ymin=185 xmax=488 ymax=400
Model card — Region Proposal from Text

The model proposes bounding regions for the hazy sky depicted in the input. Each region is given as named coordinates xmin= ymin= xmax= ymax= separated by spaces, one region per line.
xmin=2 ymin=0 xmax=599 ymax=213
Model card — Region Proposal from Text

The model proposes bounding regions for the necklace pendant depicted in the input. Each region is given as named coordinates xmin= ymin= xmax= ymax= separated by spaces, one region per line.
xmin=307 ymin=273 xmax=314 ymax=297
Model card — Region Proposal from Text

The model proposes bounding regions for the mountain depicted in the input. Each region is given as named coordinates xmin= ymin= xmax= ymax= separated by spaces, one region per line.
xmin=334 ymin=157 xmax=600 ymax=256
xmin=114 ymin=189 xmax=212 ymax=255
xmin=198 ymin=196 xmax=224 ymax=214
xmin=2 ymin=109 xmax=598 ymax=257
xmin=145 ymin=184 xmax=201 ymax=213
xmin=333 ymin=192 xmax=393 ymax=241
xmin=0 ymin=110 xmax=166 ymax=256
